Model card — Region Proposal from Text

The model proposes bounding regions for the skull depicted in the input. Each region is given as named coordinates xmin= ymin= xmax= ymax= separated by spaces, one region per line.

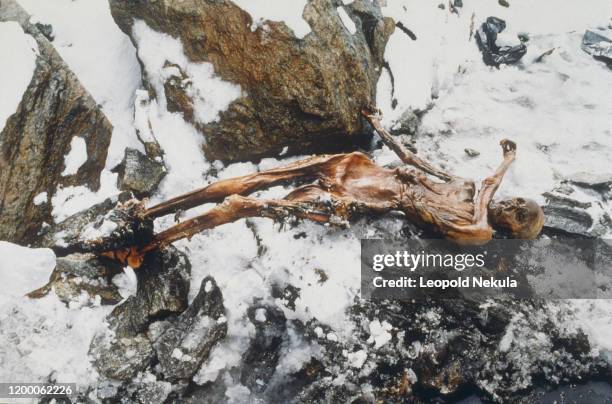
xmin=488 ymin=197 xmax=544 ymax=239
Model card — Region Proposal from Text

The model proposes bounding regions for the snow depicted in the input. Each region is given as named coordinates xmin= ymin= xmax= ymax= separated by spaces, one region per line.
xmin=367 ymin=319 xmax=393 ymax=349
xmin=80 ymin=219 xmax=118 ymax=242
xmin=347 ymin=349 xmax=367 ymax=368
xmin=0 ymin=242 xmax=55 ymax=307
xmin=33 ymin=191 xmax=48 ymax=205
xmin=131 ymin=20 xmax=242 ymax=126
xmin=0 ymin=242 xmax=111 ymax=390
xmin=1 ymin=0 xmax=612 ymax=396
xmin=337 ymin=7 xmax=356 ymax=35
xmin=0 ymin=21 xmax=38 ymax=133
xmin=231 ymin=0 xmax=310 ymax=39
xmin=254 ymin=308 xmax=267 ymax=322
xmin=18 ymin=0 xmax=144 ymax=169
xmin=61 ymin=136 xmax=88 ymax=176
xmin=0 ymin=294 xmax=111 ymax=388
xmin=51 ymin=170 xmax=119 ymax=222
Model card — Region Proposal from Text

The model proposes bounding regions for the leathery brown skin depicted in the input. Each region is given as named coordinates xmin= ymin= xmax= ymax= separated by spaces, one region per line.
xmin=104 ymin=112 xmax=543 ymax=269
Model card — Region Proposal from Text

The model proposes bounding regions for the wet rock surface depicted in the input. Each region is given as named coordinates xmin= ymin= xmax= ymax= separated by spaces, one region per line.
xmin=151 ymin=276 xmax=227 ymax=382
xmin=0 ymin=0 xmax=112 ymax=243
xmin=109 ymin=0 xmax=394 ymax=162
xmin=115 ymin=148 xmax=167 ymax=197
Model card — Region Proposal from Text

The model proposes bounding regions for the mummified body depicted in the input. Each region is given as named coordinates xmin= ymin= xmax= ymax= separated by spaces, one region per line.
xmin=98 ymin=112 xmax=544 ymax=268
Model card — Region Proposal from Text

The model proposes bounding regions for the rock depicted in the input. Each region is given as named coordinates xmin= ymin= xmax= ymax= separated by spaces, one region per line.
xmin=271 ymin=283 xmax=301 ymax=312
xmin=34 ymin=195 xmax=154 ymax=256
xmin=116 ymin=148 xmax=166 ymax=197
xmin=389 ymin=108 xmax=421 ymax=137
xmin=498 ymin=0 xmax=510 ymax=7
xmin=0 ymin=0 xmax=113 ymax=243
xmin=28 ymin=253 xmax=123 ymax=305
xmin=475 ymin=17 xmax=527 ymax=67
xmin=565 ymin=172 xmax=612 ymax=192
xmin=543 ymin=203 xmax=594 ymax=237
xmin=151 ymin=276 xmax=227 ymax=382
xmin=89 ymin=246 xmax=191 ymax=382
xmin=542 ymin=191 xmax=592 ymax=210
xmin=464 ymin=148 xmax=481 ymax=157
xmin=34 ymin=22 xmax=53 ymax=41
xmin=89 ymin=330 xmax=154 ymax=381
xmin=241 ymin=304 xmax=287 ymax=393
xmin=110 ymin=246 xmax=191 ymax=338
xmin=581 ymin=29 xmax=612 ymax=67
xmin=129 ymin=380 xmax=172 ymax=404
xmin=162 ymin=62 xmax=194 ymax=122
xmin=109 ymin=0 xmax=394 ymax=162
xmin=291 ymin=299 xmax=606 ymax=403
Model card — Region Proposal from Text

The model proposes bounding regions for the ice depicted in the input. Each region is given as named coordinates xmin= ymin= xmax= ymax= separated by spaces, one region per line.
xmin=0 ymin=21 xmax=38 ymax=133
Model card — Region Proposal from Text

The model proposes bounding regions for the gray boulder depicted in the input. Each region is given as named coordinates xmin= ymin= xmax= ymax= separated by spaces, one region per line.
xmin=565 ymin=171 xmax=612 ymax=192
xmin=110 ymin=246 xmax=191 ymax=338
xmin=109 ymin=0 xmax=394 ymax=162
xmin=0 ymin=0 xmax=112 ymax=243
xmin=582 ymin=29 xmax=612 ymax=67
xmin=241 ymin=304 xmax=288 ymax=394
xmin=151 ymin=276 xmax=227 ymax=382
xmin=28 ymin=252 xmax=123 ymax=306
xmin=116 ymin=148 xmax=166 ymax=197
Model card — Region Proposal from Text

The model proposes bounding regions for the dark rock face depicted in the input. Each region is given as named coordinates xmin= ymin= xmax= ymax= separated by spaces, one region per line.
xmin=109 ymin=0 xmax=394 ymax=162
xmin=0 ymin=0 xmax=112 ymax=243
xmin=241 ymin=305 xmax=288 ymax=393
xmin=89 ymin=331 xmax=154 ymax=381
xmin=116 ymin=148 xmax=166 ymax=197
xmin=28 ymin=253 xmax=123 ymax=306
xmin=476 ymin=17 xmax=527 ymax=67
xmin=151 ymin=276 xmax=227 ymax=382
xmin=89 ymin=246 xmax=192 ymax=381
xmin=543 ymin=179 xmax=611 ymax=238
xmin=110 ymin=246 xmax=191 ymax=338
